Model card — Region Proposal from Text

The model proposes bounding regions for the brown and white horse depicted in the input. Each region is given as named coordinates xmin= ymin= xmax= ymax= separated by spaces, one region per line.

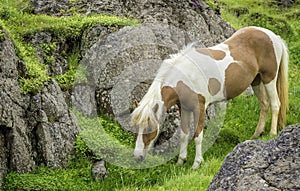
xmin=130 ymin=26 xmax=288 ymax=169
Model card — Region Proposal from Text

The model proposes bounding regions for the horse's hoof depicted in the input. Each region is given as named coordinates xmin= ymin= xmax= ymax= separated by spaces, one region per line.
xmin=269 ymin=131 xmax=277 ymax=137
xmin=251 ymin=131 xmax=264 ymax=139
xmin=191 ymin=159 xmax=204 ymax=170
xmin=177 ymin=158 xmax=186 ymax=165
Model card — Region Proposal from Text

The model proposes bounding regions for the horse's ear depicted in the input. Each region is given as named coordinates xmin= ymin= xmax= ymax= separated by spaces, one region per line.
xmin=134 ymin=100 xmax=139 ymax=107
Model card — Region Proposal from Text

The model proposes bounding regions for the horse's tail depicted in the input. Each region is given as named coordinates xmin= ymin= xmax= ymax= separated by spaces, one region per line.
xmin=277 ymin=38 xmax=289 ymax=129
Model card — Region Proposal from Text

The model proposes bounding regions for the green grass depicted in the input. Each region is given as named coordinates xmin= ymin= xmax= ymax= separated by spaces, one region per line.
xmin=2 ymin=0 xmax=300 ymax=190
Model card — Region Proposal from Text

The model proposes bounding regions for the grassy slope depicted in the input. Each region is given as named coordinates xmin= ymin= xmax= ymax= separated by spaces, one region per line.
xmin=3 ymin=0 xmax=300 ymax=190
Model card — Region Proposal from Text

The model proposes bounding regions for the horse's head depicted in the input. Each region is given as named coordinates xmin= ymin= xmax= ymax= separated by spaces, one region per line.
xmin=130 ymin=100 xmax=164 ymax=162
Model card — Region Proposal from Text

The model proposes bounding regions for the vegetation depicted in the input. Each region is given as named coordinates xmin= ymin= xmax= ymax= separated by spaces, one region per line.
xmin=2 ymin=0 xmax=300 ymax=191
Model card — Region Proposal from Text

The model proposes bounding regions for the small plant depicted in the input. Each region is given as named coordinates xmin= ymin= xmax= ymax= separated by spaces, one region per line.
xmin=74 ymin=135 xmax=94 ymax=159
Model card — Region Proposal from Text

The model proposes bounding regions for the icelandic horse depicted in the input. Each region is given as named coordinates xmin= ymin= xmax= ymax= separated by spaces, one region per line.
xmin=130 ymin=26 xmax=288 ymax=169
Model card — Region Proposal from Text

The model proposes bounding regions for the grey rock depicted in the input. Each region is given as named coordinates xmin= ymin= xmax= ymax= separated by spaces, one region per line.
xmin=92 ymin=160 xmax=108 ymax=181
xmin=244 ymin=86 xmax=254 ymax=96
xmin=26 ymin=32 xmax=69 ymax=76
xmin=80 ymin=25 xmax=121 ymax=56
xmin=0 ymin=30 xmax=35 ymax=187
xmin=30 ymin=0 xmax=234 ymax=43
xmin=0 ymin=30 xmax=80 ymax=188
xmin=31 ymin=0 xmax=69 ymax=15
xmin=30 ymin=80 xmax=80 ymax=167
xmin=207 ymin=124 xmax=300 ymax=191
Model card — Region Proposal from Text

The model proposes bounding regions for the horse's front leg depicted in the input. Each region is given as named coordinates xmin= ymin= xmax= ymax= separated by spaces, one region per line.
xmin=177 ymin=108 xmax=191 ymax=165
xmin=191 ymin=99 xmax=206 ymax=170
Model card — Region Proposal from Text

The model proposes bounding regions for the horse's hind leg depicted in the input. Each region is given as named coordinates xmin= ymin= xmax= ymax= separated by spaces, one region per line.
xmin=251 ymin=81 xmax=270 ymax=138
xmin=264 ymin=79 xmax=281 ymax=136
xmin=191 ymin=98 xmax=206 ymax=170
xmin=177 ymin=108 xmax=191 ymax=165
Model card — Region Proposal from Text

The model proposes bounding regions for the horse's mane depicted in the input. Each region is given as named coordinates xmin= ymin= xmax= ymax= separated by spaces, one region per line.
xmin=130 ymin=43 xmax=197 ymax=127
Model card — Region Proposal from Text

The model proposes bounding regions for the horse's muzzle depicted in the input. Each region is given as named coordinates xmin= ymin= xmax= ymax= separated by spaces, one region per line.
xmin=134 ymin=149 xmax=146 ymax=163
xmin=135 ymin=155 xmax=145 ymax=163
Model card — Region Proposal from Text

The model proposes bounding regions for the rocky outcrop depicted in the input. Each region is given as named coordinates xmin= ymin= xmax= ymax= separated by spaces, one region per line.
xmin=27 ymin=80 xmax=79 ymax=167
xmin=31 ymin=0 xmax=233 ymax=44
xmin=0 ymin=30 xmax=35 ymax=187
xmin=207 ymin=124 xmax=300 ymax=191
xmin=0 ymin=30 xmax=79 ymax=187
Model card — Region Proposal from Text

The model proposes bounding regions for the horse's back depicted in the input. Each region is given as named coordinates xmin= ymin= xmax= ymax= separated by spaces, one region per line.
xmin=223 ymin=26 xmax=281 ymax=85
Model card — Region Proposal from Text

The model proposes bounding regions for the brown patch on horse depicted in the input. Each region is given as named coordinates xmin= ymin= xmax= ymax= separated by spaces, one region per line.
xmin=196 ymin=48 xmax=226 ymax=61
xmin=193 ymin=94 xmax=206 ymax=138
xmin=142 ymin=119 xmax=158 ymax=148
xmin=208 ymin=78 xmax=221 ymax=96
xmin=161 ymin=86 xmax=179 ymax=109
xmin=224 ymin=62 xmax=257 ymax=99
xmin=224 ymin=27 xmax=277 ymax=84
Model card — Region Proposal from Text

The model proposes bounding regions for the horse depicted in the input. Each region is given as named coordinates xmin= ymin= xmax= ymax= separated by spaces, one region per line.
xmin=130 ymin=26 xmax=289 ymax=169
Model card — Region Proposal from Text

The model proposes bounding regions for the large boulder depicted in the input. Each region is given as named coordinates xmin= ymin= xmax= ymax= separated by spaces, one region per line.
xmin=207 ymin=124 xmax=300 ymax=191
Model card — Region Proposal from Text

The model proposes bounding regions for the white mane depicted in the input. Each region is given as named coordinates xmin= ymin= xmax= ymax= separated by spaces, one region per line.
xmin=130 ymin=43 xmax=197 ymax=127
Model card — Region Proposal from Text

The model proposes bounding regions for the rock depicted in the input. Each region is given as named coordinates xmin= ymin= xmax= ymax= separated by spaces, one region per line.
xmin=80 ymin=25 xmax=121 ymax=57
xmin=244 ymin=86 xmax=254 ymax=96
xmin=25 ymin=32 xmax=69 ymax=76
xmin=31 ymin=0 xmax=69 ymax=15
xmin=0 ymin=30 xmax=35 ymax=184
xmin=27 ymin=80 xmax=80 ymax=167
xmin=0 ymin=29 xmax=79 ymax=188
xmin=29 ymin=0 xmax=234 ymax=44
xmin=92 ymin=160 xmax=108 ymax=181
xmin=207 ymin=124 xmax=300 ymax=191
